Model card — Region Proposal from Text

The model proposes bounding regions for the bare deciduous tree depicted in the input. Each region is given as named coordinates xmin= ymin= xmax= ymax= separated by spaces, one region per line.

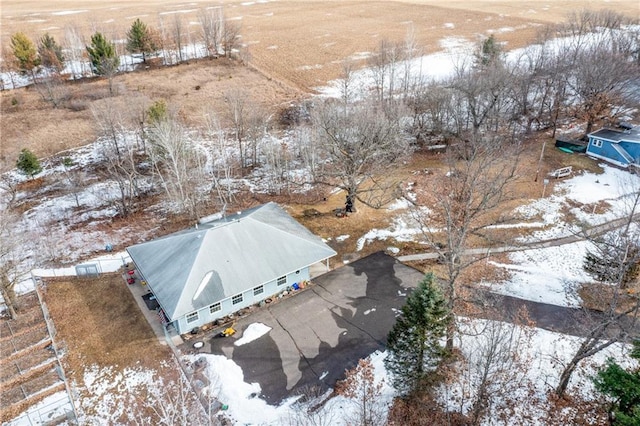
xmin=556 ymin=181 xmax=640 ymax=397
xmin=412 ymin=136 xmax=520 ymax=351
xmin=172 ymin=14 xmax=185 ymax=63
xmin=221 ymin=18 xmax=241 ymax=59
xmin=0 ymin=210 xmax=32 ymax=319
xmin=198 ymin=7 xmax=223 ymax=57
xmin=202 ymin=112 xmax=236 ymax=208
xmin=92 ymin=100 xmax=145 ymax=217
xmin=148 ymin=116 xmax=207 ymax=218
xmin=310 ymin=98 xmax=410 ymax=212
xmin=455 ymin=310 xmax=535 ymax=425
xmin=336 ymin=358 xmax=386 ymax=426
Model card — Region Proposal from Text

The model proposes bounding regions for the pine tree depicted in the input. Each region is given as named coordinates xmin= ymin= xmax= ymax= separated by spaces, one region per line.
xmin=475 ymin=34 xmax=502 ymax=68
xmin=16 ymin=148 xmax=42 ymax=178
xmin=384 ymin=273 xmax=450 ymax=395
xmin=126 ymin=18 xmax=157 ymax=63
xmin=593 ymin=340 xmax=640 ymax=425
xmin=86 ymin=32 xmax=119 ymax=76
xmin=38 ymin=33 xmax=65 ymax=72
xmin=148 ymin=99 xmax=168 ymax=124
xmin=10 ymin=32 xmax=40 ymax=74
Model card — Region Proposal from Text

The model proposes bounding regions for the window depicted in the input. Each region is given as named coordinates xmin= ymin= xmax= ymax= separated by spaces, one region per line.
xmin=253 ymin=285 xmax=264 ymax=296
xmin=186 ymin=311 xmax=199 ymax=324
xmin=232 ymin=294 xmax=243 ymax=305
xmin=209 ymin=303 xmax=221 ymax=314
xmin=591 ymin=139 xmax=603 ymax=148
xmin=277 ymin=276 xmax=287 ymax=286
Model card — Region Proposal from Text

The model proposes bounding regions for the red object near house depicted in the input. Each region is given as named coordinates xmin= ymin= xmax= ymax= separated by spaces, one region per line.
xmin=127 ymin=277 xmax=135 ymax=285
xmin=127 ymin=270 xmax=135 ymax=275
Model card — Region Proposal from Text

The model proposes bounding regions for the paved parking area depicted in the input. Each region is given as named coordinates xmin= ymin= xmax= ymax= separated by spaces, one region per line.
xmin=205 ymin=251 xmax=424 ymax=404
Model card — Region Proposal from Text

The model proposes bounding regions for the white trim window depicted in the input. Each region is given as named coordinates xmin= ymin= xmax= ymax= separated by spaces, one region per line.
xmin=232 ymin=294 xmax=243 ymax=305
xmin=253 ymin=285 xmax=264 ymax=296
xmin=186 ymin=311 xmax=199 ymax=324
xmin=591 ymin=139 xmax=603 ymax=148
xmin=209 ymin=303 xmax=221 ymax=314
xmin=277 ymin=276 xmax=286 ymax=286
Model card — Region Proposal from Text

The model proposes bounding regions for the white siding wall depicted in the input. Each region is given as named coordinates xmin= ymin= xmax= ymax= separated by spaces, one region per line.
xmin=174 ymin=266 xmax=311 ymax=334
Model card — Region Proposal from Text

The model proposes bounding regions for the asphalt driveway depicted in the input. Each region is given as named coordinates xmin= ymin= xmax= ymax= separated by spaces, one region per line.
xmin=206 ymin=251 xmax=424 ymax=404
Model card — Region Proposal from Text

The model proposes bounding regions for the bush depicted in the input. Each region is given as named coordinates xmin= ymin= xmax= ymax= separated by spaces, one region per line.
xmin=16 ymin=148 xmax=42 ymax=177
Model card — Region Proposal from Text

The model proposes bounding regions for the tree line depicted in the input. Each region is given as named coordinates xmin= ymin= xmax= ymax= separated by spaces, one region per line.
xmin=2 ymin=7 xmax=244 ymax=94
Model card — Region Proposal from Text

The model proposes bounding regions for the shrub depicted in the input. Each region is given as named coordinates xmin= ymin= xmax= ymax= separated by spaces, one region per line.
xmin=16 ymin=148 xmax=42 ymax=177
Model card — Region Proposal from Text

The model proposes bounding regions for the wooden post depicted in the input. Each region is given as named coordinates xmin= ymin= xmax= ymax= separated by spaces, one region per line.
xmin=534 ymin=140 xmax=547 ymax=182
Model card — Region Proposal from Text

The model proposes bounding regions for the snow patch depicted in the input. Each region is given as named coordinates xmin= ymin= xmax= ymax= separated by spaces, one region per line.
xmin=234 ymin=323 xmax=272 ymax=346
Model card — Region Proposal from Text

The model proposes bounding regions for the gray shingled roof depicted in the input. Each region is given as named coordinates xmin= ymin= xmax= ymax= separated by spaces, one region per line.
xmin=126 ymin=202 xmax=336 ymax=321
xmin=590 ymin=128 xmax=640 ymax=143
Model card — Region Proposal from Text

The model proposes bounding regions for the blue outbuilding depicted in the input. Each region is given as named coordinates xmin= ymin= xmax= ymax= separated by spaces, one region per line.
xmin=586 ymin=126 xmax=640 ymax=170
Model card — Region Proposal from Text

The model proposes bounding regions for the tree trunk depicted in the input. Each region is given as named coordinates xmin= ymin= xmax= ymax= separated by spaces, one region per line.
xmin=0 ymin=284 xmax=18 ymax=320
xmin=556 ymin=358 xmax=579 ymax=397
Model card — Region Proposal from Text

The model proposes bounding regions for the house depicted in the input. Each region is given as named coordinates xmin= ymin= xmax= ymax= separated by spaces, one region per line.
xmin=126 ymin=202 xmax=337 ymax=334
xmin=586 ymin=125 xmax=640 ymax=170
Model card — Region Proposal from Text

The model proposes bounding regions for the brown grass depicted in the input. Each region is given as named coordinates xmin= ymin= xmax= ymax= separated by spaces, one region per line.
xmin=3 ymin=0 xmax=636 ymax=171
xmin=578 ymin=281 xmax=640 ymax=313
xmin=44 ymin=274 xmax=172 ymax=373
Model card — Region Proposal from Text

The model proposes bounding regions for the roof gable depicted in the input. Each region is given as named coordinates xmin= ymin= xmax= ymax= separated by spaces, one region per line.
xmin=127 ymin=203 xmax=336 ymax=321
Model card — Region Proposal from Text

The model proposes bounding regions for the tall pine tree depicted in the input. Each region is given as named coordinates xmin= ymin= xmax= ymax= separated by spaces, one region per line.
xmin=38 ymin=33 xmax=65 ymax=72
xmin=384 ymin=273 xmax=450 ymax=395
xmin=10 ymin=32 xmax=39 ymax=74
xmin=593 ymin=340 xmax=640 ymax=425
xmin=126 ymin=18 xmax=156 ymax=63
xmin=86 ymin=32 xmax=119 ymax=76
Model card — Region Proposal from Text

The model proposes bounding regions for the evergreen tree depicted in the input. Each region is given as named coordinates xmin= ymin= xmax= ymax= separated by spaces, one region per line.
xmin=38 ymin=33 xmax=65 ymax=72
xmin=126 ymin=18 xmax=157 ymax=63
xmin=86 ymin=32 xmax=119 ymax=76
xmin=16 ymin=148 xmax=42 ymax=178
xmin=593 ymin=340 xmax=640 ymax=425
xmin=10 ymin=32 xmax=40 ymax=73
xmin=148 ymin=99 xmax=168 ymax=124
xmin=384 ymin=273 xmax=450 ymax=395
xmin=475 ymin=34 xmax=502 ymax=68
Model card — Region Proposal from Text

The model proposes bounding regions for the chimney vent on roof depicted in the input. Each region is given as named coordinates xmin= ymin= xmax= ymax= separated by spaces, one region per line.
xmin=198 ymin=204 xmax=227 ymax=224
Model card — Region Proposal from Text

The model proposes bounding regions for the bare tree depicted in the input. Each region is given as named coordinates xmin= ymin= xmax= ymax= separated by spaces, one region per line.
xmin=61 ymin=157 xmax=83 ymax=208
xmin=456 ymin=310 xmax=535 ymax=425
xmin=198 ymin=7 xmax=223 ymax=57
xmin=556 ymin=181 xmax=640 ymax=397
xmin=92 ymin=100 xmax=145 ymax=217
xmin=555 ymin=10 xmax=640 ymax=135
xmin=148 ymin=116 xmax=207 ymax=218
xmin=224 ymin=89 xmax=264 ymax=172
xmin=124 ymin=366 xmax=211 ymax=425
xmin=172 ymin=14 xmax=185 ymax=63
xmin=449 ymin=60 xmax=513 ymax=142
xmin=310 ymin=98 xmax=410 ymax=212
xmin=63 ymin=24 xmax=89 ymax=78
xmin=335 ymin=358 xmax=386 ymax=426
xmin=367 ymin=39 xmax=392 ymax=103
xmin=0 ymin=210 xmax=32 ymax=319
xmin=202 ymin=112 xmax=236 ymax=208
xmin=411 ymin=136 xmax=520 ymax=351
xmin=221 ymin=18 xmax=241 ymax=59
